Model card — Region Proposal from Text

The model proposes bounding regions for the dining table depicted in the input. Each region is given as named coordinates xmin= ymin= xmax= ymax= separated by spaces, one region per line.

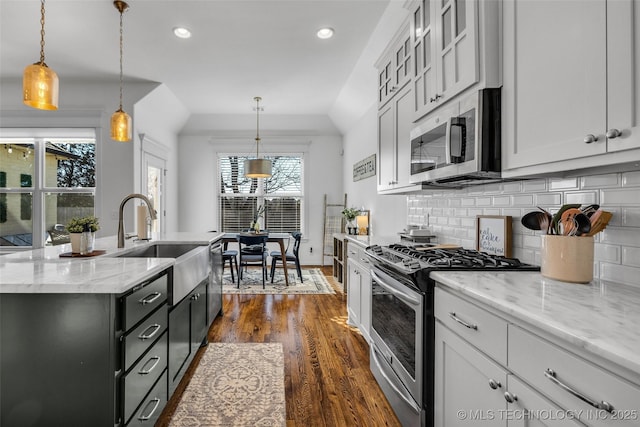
xmin=221 ymin=232 xmax=292 ymax=286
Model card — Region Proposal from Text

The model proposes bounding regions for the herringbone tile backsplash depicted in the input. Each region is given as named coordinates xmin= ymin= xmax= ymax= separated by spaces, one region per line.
xmin=407 ymin=171 xmax=640 ymax=287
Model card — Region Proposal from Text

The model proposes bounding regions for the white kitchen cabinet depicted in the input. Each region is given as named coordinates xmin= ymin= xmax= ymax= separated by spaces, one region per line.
xmin=435 ymin=286 xmax=601 ymax=427
xmin=435 ymin=321 xmax=508 ymax=426
xmin=377 ymin=83 xmax=415 ymax=193
xmin=411 ymin=0 xmax=501 ymax=121
xmin=346 ymin=242 xmax=371 ymax=343
xmin=502 ymin=0 xmax=640 ymax=176
xmin=377 ymin=20 xmax=412 ymax=109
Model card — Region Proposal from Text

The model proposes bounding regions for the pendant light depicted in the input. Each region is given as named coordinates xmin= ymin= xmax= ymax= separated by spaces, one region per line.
xmin=23 ymin=0 xmax=59 ymax=110
xmin=244 ymin=96 xmax=272 ymax=178
xmin=111 ymin=0 xmax=132 ymax=142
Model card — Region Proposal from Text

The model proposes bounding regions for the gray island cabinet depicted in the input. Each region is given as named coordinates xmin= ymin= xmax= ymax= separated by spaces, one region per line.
xmin=0 ymin=232 xmax=223 ymax=427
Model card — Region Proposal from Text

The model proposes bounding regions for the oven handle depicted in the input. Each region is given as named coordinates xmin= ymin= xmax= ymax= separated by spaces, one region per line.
xmin=371 ymin=270 xmax=421 ymax=307
xmin=371 ymin=346 xmax=421 ymax=413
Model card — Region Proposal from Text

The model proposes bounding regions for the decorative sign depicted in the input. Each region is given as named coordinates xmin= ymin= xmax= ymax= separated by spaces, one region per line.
xmin=476 ymin=215 xmax=512 ymax=257
xmin=353 ymin=154 xmax=376 ymax=182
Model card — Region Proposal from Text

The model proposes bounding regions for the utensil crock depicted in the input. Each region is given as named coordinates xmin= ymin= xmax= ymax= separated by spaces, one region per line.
xmin=540 ymin=235 xmax=594 ymax=283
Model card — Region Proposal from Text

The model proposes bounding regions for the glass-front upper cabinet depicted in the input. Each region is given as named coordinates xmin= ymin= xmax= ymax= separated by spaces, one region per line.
xmin=377 ymin=20 xmax=412 ymax=108
xmin=412 ymin=0 xmax=481 ymax=120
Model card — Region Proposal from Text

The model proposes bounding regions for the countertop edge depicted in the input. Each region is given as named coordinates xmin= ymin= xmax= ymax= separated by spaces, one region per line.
xmin=431 ymin=270 xmax=640 ymax=380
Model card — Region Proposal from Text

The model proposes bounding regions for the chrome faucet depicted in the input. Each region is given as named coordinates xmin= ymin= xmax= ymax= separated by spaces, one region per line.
xmin=117 ymin=193 xmax=157 ymax=248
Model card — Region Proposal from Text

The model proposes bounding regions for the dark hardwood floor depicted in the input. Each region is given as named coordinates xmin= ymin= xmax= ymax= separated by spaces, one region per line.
xmin=156 ymin=266 xmax=401 ymax=426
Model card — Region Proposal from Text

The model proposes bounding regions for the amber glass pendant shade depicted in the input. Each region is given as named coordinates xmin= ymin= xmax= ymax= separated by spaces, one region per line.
xmin=111 ymin=109 xmax=132 ymax=142
xmin=23 ymin=62 xmax=59 ymax=110
xmin=244 ymin=158 xmax=272 ymax=178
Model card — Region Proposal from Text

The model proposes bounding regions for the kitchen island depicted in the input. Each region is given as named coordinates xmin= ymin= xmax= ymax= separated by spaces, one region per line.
xmin=0 ymin=232 xmax=223 ymax=427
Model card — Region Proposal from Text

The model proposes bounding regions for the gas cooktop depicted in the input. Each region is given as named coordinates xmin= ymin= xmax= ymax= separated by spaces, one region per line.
xmin=366 ymin=243 xmax=540 ymax=275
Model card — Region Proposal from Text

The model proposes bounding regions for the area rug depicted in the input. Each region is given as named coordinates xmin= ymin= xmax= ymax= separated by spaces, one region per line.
xmin=223 ymin=268 xmax=335 ymax=294
xmin=169 ymin=343 xmax=286 ymax=427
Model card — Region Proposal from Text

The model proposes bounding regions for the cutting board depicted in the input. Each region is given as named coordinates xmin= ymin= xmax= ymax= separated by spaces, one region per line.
xmin=414 ymin=244 xmax=462 ymax=251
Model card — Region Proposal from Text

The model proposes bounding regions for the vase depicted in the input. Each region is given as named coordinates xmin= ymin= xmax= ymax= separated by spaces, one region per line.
xmin=70 ymin=233 xmax=82 ymax=254
xmin=345 ymin=219 xmax=356 ymax=235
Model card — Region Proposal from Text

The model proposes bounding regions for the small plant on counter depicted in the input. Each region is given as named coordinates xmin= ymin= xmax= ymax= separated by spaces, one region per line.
xmin=66 ymin=215 xmax=100 ymax=233
xmin=341 ymin=207 xmax=361 ymax=222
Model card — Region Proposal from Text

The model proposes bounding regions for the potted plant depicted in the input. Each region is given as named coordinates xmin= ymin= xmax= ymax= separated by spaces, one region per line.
xmin=66 ymin=215 xmax=100 ymax=253
xmin=341 ymin=207 xmax=361 ymax=235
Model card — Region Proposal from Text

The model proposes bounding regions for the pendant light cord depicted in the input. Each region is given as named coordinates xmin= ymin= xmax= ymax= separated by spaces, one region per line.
xmin=118 ymin=7 xmax=124 ymax=110
xmin=39 ymin=0 xmax=46 ymax=64
xmin=255 ymin=96 xmax=262 ymax=157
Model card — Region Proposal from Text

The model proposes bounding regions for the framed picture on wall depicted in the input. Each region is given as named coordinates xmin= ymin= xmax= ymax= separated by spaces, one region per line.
xmin=475 ymin=215 xmax=512 ymax=257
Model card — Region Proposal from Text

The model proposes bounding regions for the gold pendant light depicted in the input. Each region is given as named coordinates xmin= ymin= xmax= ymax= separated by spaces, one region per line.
xmin=111 ymin=0 xmax=132 ymax=142
xmin=23 ymin=0 xmax=59 ymax=110
xmin=244 ymin=96 xmax=272 ymax=178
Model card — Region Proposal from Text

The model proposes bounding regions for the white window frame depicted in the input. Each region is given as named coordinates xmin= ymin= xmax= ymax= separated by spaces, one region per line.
xmin=218 ymin=152 xmax=305 ymax=233
xmin=0 ymin=128 xmax=96 ymax=250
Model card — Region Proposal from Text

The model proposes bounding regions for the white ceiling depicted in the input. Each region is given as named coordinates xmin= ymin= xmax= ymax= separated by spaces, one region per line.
xmin=0 ymin=0 xmax=391 ymax=116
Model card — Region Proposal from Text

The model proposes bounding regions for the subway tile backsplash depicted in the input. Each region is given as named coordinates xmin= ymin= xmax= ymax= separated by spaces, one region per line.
xmin=407 ymin=171 xmax=640 ymax=287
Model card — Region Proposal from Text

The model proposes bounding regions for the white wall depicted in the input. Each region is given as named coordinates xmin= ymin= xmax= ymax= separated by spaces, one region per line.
xmin=331 ymin=0 xmax=411 ymax=237
xmin=134 ymin=84 xmax=190 ymax=233
xmin=0 ymin=78 xmax=192 ymax=240
xmin=178 ymin=121 xmax=343 ymax=265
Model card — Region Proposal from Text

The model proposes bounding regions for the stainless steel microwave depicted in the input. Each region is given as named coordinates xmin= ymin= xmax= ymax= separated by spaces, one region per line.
xmin=409 ymin=88 xmax=502 ymax=187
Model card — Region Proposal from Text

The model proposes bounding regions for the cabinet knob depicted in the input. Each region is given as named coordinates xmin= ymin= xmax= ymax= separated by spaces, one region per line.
xmin=488 ymin=379 xmax=502 ymax=390
xmin=583 ymin=134 xmax=598 ymax=144
xmin=504 ymin=391 xmax=518 ymax=403
xmin=606 ymin=128 xmax=621 ymax=139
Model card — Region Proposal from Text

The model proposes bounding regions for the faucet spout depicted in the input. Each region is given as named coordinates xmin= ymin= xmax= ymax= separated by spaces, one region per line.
xmin=117 ymin=193 xmax=157 ymax=248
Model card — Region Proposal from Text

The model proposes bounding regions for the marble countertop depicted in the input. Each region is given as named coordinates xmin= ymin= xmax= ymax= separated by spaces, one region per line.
xmin=431 ymin=270 xmax=640 ymax=377
xmin=0 ymin=232 xmax=223 ymax=294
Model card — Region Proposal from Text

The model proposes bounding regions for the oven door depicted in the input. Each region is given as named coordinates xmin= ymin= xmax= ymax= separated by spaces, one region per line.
xmin=370 ymin=266 xmax=424 ymax=409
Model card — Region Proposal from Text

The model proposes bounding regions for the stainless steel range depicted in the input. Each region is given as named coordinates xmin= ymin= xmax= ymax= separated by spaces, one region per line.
xmin=365 ymin=243 xmax=539 ymax=427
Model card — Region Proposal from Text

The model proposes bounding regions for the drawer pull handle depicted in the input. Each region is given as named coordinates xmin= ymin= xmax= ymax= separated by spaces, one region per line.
xmin=138 ymin=324 xmax=161 ymax=340
xmin=138 ymin=356 xmax=161 ymax=375
xmin=139 ymin=292 xmax=162 ymax=305
xmin=504 ymin=391 xmax=518 ymax=403
xmin=544 ymin=368 xmax=614 ymax=413
xmin=449 ymin=312 xmax=477 ymax=330
xmin=488 ymin=379 xmax=502 ymax=390
xmin=137 ymin=397 xmax=161 ymax=421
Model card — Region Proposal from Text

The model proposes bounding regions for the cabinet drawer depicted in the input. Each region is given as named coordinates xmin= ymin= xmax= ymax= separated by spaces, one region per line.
xmin=123 ymin=273 xmax=168 ymax=331
xmin=434 ymin=287 xmax=507 ymax=365
xmin=123 ymin=331 xmax=168 ymax=425
xmin=124 ymin=304 xmax=168 ymax=371
xmin=348 ymin=244 xmax=371 ymax=270
xmin=126 ymin=370 xmax=167 ymax=426
xmin=509 ymin=325 xmax=640 ymax=427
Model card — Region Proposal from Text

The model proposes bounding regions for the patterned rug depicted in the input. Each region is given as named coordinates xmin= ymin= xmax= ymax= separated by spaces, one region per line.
xmin=169 ymin=343 xmax=286 ymax=427
xmin=223 ymin=267 xmax=335 ymax=294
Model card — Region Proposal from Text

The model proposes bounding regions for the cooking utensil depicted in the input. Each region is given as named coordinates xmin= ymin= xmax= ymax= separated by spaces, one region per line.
xmin=588 ymin=211 xmax=613 ymax=236
xmin=573 ymin=213 xmax=591 ymax=236
xmin=560 ymin=208 xmax=582 ymax=235
xmin=580 ymin=204 xmax=599 ymax=218
xmin=522 ymin=211 xmax=547 ymax=231
xmin=551 ymin=204 xmax=581 ymax=235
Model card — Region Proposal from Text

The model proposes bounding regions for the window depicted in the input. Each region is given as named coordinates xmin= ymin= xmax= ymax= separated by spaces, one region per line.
xmin=0 ymin=130 xmax=96 ymax=248
xmin=219 ymin=155 xmax=303 ymax=233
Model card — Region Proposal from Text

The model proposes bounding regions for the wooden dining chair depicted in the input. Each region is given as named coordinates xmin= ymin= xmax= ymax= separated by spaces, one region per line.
xmin=222 ymin=241 xmax=238 ymax=284
xmin=237 ymin=234 xmax=269 ymax=288
xmin=270 ymin=231 xmax=303 ymax=284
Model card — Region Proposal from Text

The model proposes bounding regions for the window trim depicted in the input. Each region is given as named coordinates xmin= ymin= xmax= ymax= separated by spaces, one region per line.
xmin=0 ymin=129 xmax=97 ymax=249
xmin=217 ymin=152 xmax=305 ymax=234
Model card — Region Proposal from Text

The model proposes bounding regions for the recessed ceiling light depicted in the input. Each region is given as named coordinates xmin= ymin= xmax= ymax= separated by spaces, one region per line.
xmin=173 ymin=27 xmax=192 ymax=39
xmin=316 ymin=27 xmax=334 ymax=39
